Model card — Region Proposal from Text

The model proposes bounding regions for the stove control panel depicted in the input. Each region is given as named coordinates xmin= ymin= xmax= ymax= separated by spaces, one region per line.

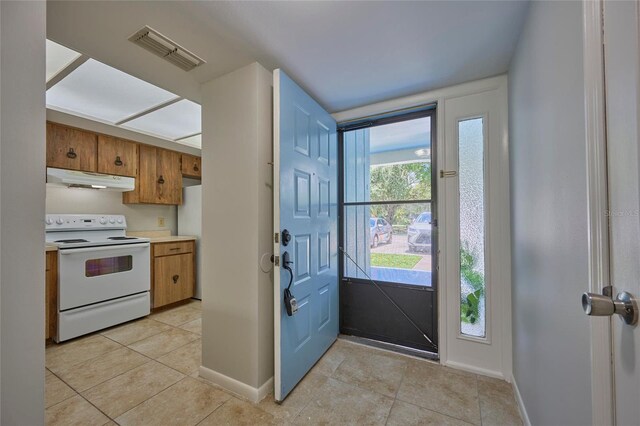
xmin=45 ymin=214 xmax=126 ymax=230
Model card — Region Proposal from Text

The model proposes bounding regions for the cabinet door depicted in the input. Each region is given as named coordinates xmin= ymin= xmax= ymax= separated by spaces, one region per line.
xmin=137 ymin=145 xmax=159 ymax=203
xmin=181 ymin=154 xmax=202 ymax=179
xmin=46 ymin=122 xmax=97 ymax=172
xmin=157 ymin=149 xmax=182 ymax=205
xmin=97 ymin=135 xmax=138 ymax=177
xmin=45 ymin=252 xmax=57 ymax=340
xmin=153 ymin=253 xmax=194 ymax=307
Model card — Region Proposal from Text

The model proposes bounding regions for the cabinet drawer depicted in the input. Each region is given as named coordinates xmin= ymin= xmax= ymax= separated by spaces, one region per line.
xmin=153 ymin=241 xmax=194 ymax=257
xmin=153 ymin=253 xmax=194 ymax=308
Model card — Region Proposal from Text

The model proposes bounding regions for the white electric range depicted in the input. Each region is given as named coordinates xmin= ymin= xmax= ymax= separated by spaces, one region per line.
xmin=46 ymin=214 xmax=151 ymax=342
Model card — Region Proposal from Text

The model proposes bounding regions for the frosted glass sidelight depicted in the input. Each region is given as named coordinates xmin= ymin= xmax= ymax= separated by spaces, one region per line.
xmin=458 ymin=118 xmax=486 ymax=338
xmin=123 ymin=99 xmax=201 ymax=141
xmin=46 ymin=59 xmax=179 ymax=123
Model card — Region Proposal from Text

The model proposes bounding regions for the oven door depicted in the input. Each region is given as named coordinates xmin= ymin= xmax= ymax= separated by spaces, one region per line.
xmin=58 ymin=243 xmax=150 ymax=310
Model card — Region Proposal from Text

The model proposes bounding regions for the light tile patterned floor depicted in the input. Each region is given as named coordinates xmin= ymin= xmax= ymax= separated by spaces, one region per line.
xmin=45 ymin=300 xmax=522 ymax=425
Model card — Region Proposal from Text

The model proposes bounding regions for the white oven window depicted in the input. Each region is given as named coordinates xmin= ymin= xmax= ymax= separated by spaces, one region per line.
xmin=85 ymin=255 xmax=133 ymax=277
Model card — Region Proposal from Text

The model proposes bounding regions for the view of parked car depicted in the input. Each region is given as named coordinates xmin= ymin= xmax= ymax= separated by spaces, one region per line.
xmin=370 ymin=217 xmax=393 ymax=248
xmin=407 ymin=212 xmax=432 ymax=252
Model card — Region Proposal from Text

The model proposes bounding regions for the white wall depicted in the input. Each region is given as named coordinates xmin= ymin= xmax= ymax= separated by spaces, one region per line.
xmin=200 ymin=62 xmax=274 ymax=400
xmin=0 ymin=1 xmax=46 ymax=424
xmin=509 ymin=2 xmax=592 ymax=425
xmin=46 ymin=186 xmax=178 ymax=233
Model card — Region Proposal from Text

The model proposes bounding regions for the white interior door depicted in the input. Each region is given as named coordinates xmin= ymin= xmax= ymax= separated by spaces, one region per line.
xmin=603 ymin=1 xmax=640 ymax=424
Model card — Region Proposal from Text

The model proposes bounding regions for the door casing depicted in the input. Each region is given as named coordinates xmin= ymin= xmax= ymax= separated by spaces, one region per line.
xmin=582 ymin=0 xmax=614 ymax=424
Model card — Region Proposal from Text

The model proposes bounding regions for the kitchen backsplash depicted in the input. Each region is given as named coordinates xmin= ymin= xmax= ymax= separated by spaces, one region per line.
xmin=46 ymin=186 xmax=177 ymax=233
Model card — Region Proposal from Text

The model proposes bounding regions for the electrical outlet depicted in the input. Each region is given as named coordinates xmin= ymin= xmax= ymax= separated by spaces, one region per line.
xmin=157 ymin=217 xmax=165 ymax=227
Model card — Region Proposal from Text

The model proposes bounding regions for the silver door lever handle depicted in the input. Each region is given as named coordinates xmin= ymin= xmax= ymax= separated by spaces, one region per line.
xmin=582 ymin=288 xmax=638 ymax=325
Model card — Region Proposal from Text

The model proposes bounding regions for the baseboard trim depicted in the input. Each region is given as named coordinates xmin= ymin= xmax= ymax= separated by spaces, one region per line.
xmin=512 ymin=377 xmax=531 ymax=426
xmin=257 ymin=376 xmax=274 ymax=402
xmin=198 ymin=365 xmax=273 ymax=403
xmin=443 ymin=360 xmax=506 ymax=380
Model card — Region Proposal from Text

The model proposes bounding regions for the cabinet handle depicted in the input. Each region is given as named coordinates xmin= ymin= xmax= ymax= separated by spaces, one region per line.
xmin=193 ymin=165 xmax=199 ymax=172
xmin=114 ymin=156 xmax=123 ymax=166
xmin=172 ymin=274 xmax=179 ymax=284
xmin=158 ymin=175 xmax=165 ymax=184
xmin=66 ymin=148 xmax=77 ymax=159
xmin=170 ymin=247 xmax=180 ymax=251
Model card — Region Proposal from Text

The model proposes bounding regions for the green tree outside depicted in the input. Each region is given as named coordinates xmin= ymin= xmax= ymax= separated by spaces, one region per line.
xmin=369 ymin=162 xmax=432 ymax=229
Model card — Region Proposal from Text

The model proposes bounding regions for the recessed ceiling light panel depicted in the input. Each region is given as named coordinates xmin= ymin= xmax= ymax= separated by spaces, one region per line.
xmin=176 ymin=134 xmax=202 ymax=149
xmin=129 ymin=26 xmax=206 ymax=72
xmin=46 ymin=59 xmax=179 ymax=123
xmin=122 ymin=99 xmax=201 ymax=141
xmin=46 ymin=40 xmax=81 ymax=82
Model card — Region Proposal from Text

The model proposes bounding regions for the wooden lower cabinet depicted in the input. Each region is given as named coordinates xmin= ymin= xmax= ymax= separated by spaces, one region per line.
xmin=46 ymin=251 xmax=58 ymax=341
xmin=152 ymin=241 xmax=195 ymax=308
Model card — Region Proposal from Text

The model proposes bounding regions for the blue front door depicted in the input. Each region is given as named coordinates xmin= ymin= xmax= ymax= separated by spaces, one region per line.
xmin=274 ymin=70 xmax=338 ymax=401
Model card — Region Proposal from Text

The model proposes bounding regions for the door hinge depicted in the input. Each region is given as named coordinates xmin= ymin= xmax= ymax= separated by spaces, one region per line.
xmin=274 ymin=232 xmax=279 ymax=244
xmin=273 ymin=255 xmax=280 ymax=266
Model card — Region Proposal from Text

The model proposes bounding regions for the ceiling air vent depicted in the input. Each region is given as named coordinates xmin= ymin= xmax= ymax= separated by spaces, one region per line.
xmin=129 ymin=26 xmax=205 ymax=72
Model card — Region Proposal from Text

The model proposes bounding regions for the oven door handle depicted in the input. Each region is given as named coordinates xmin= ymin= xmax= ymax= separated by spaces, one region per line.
xmin=59 ymin=242 xmax=150 ymax=255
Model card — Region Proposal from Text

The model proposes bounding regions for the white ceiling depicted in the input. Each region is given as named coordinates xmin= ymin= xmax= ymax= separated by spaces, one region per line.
xmin=47 ymin=1 xmax=530 ymax=113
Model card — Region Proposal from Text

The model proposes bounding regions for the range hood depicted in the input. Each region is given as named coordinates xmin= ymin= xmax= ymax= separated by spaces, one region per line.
xmin=46 ymin=167 xmax=135 ymax=192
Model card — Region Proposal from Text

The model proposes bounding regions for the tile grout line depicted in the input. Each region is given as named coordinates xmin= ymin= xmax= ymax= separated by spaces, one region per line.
xmin=394 ymin=399 xmax=476 ymax=425
xmin=47 ymin=370 xmax=118 ymax=424
xmin=46 ymin=335 xmax=125 ymax=373
xmin=45 ymin=305 xmax=202 ymax=424
xmin=193 ymin=396 xmax=236 ymax=426
xmin=475 ymin=373 xmax=483 ymax=426
xmin=110 ymin=375 xmax=193 ymax=423
xmin=101 ymin=325 xmax=169 ymax=347
xmin=392 ymin=366 xmax=483 ymax=425
xmin=384 ymin=399 xmax=398 ymax=426
xmin=62 ymin=353 xmax=154 ymax=394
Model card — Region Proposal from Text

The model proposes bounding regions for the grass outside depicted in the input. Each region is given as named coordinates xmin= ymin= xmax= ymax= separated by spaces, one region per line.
xmin=370 ymin=253 xmax=421 ymax=269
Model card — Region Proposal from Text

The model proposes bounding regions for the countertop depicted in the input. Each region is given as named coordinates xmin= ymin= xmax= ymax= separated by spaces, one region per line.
xmin=127 ymin=230 xmax=197 ymax=243
xmin=142 ymin=235 xmax=197 ymax=243
xmin=45 ymin=235 xmax=197 ymax=252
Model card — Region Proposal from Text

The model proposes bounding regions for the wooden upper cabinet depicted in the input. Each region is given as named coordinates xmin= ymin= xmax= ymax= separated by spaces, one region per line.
xmin=137 ymin=145 xmax=157 ymax=203
xmin=97 ymin=135 xmax=138 ymax=177
xmin=133 ymin=145 xmax=182 ymax=205
xmin=181 ymin=154 xmax=202 ymax=179
xmin=157 ymin=149 xmax=182 ymax=204
xmin=46 ymin=122 xmax=97 ymax=172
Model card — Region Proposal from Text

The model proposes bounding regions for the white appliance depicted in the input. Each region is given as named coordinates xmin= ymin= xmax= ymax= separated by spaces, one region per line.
xmin=178 ymin=185 xmax=202 ymax=299
xmin=47 ymin=167 xmax=135 ymax=192
xmin=45 ymin=214 xmax=151 ymax=342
